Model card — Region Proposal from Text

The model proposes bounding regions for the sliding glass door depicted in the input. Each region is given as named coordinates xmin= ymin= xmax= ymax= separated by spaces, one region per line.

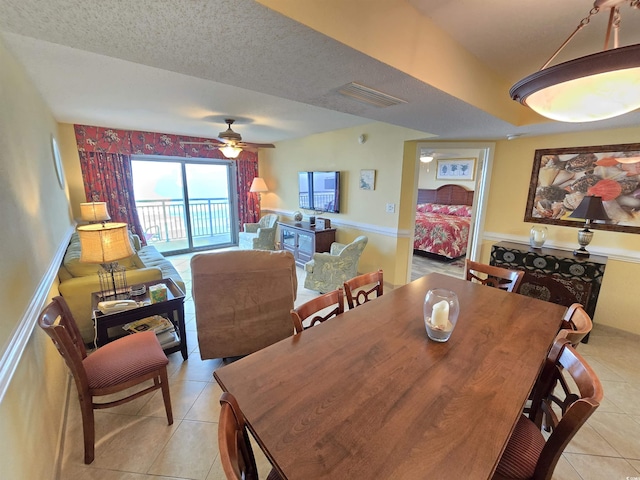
xmin=131 ymin=157 xmax=237 ymax=254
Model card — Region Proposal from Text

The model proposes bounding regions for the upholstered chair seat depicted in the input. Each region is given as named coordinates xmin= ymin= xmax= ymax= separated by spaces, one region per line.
xmin=493 ymin=415 xmax=546 ymax=479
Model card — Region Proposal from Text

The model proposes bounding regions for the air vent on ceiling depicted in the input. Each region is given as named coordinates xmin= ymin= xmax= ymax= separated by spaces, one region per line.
xmin=337 ymin=82 xmax=407 ymax=108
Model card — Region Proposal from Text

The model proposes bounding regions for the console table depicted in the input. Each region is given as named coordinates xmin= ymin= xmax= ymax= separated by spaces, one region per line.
xmin=278 ymin=221 xmax=336 ymax=267
xmin=490 ymin=241 xmax=607 ymax=340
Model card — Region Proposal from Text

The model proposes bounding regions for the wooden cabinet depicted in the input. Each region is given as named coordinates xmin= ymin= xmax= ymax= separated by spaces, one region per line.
xmin=278 ymin=221 xmax=336 ymax=267
xmin=490 ymin=241 xmax=607 ymax=340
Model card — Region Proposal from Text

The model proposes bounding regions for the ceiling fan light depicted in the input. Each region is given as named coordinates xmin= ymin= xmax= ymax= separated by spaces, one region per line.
xmin=220 ymin=145 xmax=242 ymax=158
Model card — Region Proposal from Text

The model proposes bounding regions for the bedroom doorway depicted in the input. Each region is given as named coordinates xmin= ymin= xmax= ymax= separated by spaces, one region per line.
xmin=411 ymin=142 xmax=495 ymax=280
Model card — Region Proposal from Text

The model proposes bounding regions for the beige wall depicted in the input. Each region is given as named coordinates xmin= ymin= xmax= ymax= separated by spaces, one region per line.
xmin=481 ymin=129 xmax=640 ymax=334
xmin=0 ymin=39 xmax=74 ymax=478
xmin=260 ymin=122 xmax=427 ymax=286
xmin=262 ymin=121 xmax=640 ymax=336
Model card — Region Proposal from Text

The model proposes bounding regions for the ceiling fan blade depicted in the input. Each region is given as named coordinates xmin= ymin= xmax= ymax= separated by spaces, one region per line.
xmin=179 ymin=140 xmax=221 ymax=146
xmin=238 ymin=142 xmax=276 ymax=149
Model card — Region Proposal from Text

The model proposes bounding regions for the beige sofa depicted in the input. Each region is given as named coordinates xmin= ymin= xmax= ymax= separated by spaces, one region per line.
xmin=58 ymin=232 xmax=185 ymax=343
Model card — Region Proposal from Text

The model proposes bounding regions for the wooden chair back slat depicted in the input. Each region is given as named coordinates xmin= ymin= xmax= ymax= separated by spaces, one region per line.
xmin=343 ymin=270 xmax=383 ymax=309
xmin=291 ymin=288 xmax=344 ymax=334
xmin=465 ymin=259 xmax=524 ymax=293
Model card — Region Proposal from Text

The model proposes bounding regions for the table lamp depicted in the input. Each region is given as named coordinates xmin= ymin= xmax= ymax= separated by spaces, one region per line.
xmin=567 ymin=195 xmax=610 ymax=257
xmin=79 ymin=202 xmax=111 ymax=224
xmin=77 ymin=222 xmax=134 ymax=298
xmin=250 ymin=177 xmax=268 ymax=203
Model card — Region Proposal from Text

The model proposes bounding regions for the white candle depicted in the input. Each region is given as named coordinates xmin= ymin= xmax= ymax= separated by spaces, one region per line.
xmin=533 ymin=230 xmax=544 ymax=242
xmin=431 ymin=300 xmax=449 ymax=328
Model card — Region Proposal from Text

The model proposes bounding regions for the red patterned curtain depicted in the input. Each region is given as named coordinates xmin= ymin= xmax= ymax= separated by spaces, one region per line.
xmin=237 ymin=155 xmax=260 ymax=229
xmin=74 ymin=124 xmax=260 ymax=234
xmin=79 ymin=151 xmax=147 ymax=243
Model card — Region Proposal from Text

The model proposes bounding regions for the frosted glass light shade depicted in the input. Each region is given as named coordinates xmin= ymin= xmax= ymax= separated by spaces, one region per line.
xmin=525 ymin=67 xmax=640 ymax=122
xmin=79 ymin=202 xmax=111 ymax=222
xmin=77 ymin=223 xmax=134 ymax=264
xmin=220 ymin=145 xmax=242 ymax=158
xmin=510 ymin=44 xmax=640 ymax=123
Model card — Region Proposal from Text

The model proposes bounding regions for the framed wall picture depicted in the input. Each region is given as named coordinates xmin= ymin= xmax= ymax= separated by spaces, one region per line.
xmin=436 ymin=158 xmax=476 ymax=181
xmin=51 ymin=134 xmax=65 ymax=189
xmin=360 ymin=169 xmax=375 ymax=190
xmin=524 ymin=143 xmax=640 ymax=234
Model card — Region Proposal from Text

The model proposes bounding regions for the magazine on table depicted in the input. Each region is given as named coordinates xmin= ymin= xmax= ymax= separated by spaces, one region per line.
xmin=122 ymin=315 xmax=174 ymax=335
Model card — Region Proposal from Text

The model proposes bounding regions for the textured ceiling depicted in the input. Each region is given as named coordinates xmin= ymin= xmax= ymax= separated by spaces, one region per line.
xmin=1 ymin=0 xmax=639 ymax=144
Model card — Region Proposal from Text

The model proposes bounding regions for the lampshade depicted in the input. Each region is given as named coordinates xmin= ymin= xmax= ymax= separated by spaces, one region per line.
xmin=510 ymin=1 xmax=640 ymax=123
xmin=77 ymin=223 xmax=134 ymax=264
xmin=220 ymin=145 xmax=242 ymax=159
xmin=568 ymin=195 xmax=610 ymax=222
xmin=250 ymin=177 xmax=268 ymax=193
xmin=79 ymin=202 xmax=111 ymax=222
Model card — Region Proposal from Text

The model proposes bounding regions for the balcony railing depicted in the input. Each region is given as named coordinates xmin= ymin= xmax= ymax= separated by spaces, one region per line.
xmin=136 ymin=198 xmax=231 ymax=244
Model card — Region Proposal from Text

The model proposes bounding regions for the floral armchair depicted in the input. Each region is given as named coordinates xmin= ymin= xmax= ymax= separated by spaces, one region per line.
xmin=238 ymin=214 xmax=278 ymax=250
xmin=303 ymin=236 xmax=368 ymax=293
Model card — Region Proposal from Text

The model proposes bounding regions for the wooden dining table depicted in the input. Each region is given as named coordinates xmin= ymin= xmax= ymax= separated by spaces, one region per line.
xmin=214 ymin=272 xmax=565 ymax=479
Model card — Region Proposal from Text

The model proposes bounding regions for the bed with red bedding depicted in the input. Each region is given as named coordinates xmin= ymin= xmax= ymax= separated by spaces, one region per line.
xmin=414 ymin=185 xmax=474 ymax=260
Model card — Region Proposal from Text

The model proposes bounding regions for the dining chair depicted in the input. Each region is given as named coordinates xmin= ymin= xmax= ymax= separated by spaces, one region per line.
xmin=38 ymin=296 xmax=173 ymax=464
xmin=557 ymin=303 xmax=593 ymax=347
xmin=465 ymin=259 xmax=524 ymax=293
xmin=290 ymin=287 xmax=344 ymax=334
xmin=524 ymin=303 xmax=593 ymax=422
xmin=492 ymin=337 xmax=603 ymax=480
xmin=343 ymin=269 xmax=383 ymax=310
xmin=218 ymin=392 xmax=282 ymax=480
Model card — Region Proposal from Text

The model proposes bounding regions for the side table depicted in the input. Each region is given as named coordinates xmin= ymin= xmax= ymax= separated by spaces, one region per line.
xmin=91 ymin=278 xmax=188 ymax=360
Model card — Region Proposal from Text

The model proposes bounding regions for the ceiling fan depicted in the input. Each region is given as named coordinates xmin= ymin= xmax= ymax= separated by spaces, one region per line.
xmin=180 ymin=118 xmax=275 ymax=158
xmin=419 ymin=150 xmax=461 ymax=163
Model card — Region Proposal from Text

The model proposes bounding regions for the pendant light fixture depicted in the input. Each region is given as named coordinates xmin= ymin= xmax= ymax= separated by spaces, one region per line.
xmin=510 ymin=0 xmax=640 ymax=123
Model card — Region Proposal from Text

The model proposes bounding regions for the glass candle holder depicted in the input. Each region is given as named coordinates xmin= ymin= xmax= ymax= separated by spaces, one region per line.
xmin=530 ymin=225 xmax=548 ymax=249
xmin=424 ymin=289 xmax=459 ymax=342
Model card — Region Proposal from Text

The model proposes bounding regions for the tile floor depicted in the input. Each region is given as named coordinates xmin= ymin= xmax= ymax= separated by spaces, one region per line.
xmin=58 ymin=251 xmax=640 ymax=480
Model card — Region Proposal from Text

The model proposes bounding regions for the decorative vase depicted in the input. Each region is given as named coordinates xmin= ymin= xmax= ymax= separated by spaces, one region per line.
xmin=530 ymin=226 xmax=547 ymax=249
xmin=423 ymin=289 xmax=459 ymax=342
xmin=293 ymin=211 xmax=303 ymax=222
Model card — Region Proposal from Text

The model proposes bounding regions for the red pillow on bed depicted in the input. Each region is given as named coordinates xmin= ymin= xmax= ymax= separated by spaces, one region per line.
xmin=417 ymin=204 xmax=471 ymax=217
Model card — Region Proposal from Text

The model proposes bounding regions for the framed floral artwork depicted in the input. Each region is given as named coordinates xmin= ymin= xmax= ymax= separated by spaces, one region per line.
xmin=524 ymin=143 xmax=640 ymax=234
xmin=360 ymin=169 xmax=375 ymax=190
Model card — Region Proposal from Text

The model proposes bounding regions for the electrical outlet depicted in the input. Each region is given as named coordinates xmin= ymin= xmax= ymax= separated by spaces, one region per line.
xmin=385 ymin=203 xmax=395 ymax=213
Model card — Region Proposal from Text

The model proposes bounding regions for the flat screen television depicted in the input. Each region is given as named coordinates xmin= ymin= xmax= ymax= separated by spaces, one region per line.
xmin=298 ymin=171 xmax=340 ymax=213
